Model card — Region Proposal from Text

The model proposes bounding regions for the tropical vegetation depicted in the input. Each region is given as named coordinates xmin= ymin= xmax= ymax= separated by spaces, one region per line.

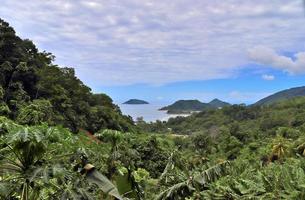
xmin=2 ymin=18 xmax=305 ymax=199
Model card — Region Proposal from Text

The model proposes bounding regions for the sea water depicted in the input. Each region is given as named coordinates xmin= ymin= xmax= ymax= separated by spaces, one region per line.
xmin=118 ymin=103 xmax=190 ymax=122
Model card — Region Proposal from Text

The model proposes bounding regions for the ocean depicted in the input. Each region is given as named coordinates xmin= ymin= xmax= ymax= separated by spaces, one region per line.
xmin=118 ymin=103 xmax=190 ymax=122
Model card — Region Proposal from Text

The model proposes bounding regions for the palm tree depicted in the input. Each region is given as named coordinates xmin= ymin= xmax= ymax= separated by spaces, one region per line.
xmin=271 ymin=136 xmax=291 ymax=162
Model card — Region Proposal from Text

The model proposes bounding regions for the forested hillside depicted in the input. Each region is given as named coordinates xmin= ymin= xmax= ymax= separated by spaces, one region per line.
xmin=2 ymin=18 xmax=305 ymax=200
xmin=142 ymin=97 xmax=305 ymax=136
xmin=0 ymin=18 xmax=134 ymax=133
xmin=254 ymin=86 xmax=305 ymax=106
xmin=137 ymin=96 xmax=305 ymax=199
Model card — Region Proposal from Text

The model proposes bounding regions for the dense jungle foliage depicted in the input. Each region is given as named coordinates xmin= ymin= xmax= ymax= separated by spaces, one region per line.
xmin=2 ymin=18 xmax=305 ymax=199
xmin=137 ymin=96 xmax=305 ymax=199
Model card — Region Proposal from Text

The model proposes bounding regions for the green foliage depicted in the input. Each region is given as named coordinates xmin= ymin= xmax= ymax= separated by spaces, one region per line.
xmin=132 ymin=168 xmax=150 ymax=183
xmin=156 ymin=181 xmax=194 ymax=200
xmin=156 ymin=161 xmax=230 ymax=200
xmin=202 ymin=159 xmax=305 ymax=200
xmin=0 ymin=103 xmax=10 ymax=116
xmin=85 ymin=167 xmax=123 ymax=200
xmin=2 ymin=96 xmax=305 ymax=199
xmin=16 ymin=99 xmax=54 ymax=125
xmin=0 ymin=86 xmax=10 ymax=116
xmin=4 ymin=17 xmax=305 ymax=200
xmin=190 ymin=132 xmax=213 ymax=154
xmin=136 ymin=96 xmax=305 ymax=199
xmin=0 ymin=86 xmax=4 ymax=99
xmin=131 ymin=136 xmax=169 ymax=178
xmin=0 ymin=118 xmax=123 ymax=200
xmin=96 ymin=129 xmax=124 ymax=146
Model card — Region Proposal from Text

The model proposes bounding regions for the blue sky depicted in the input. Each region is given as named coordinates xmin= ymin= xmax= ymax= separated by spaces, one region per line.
xmin=1 ymin=0 xmax=305 ymax=104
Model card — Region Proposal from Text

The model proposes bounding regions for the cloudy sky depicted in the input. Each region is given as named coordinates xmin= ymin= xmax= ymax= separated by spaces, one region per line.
xmin=1 ymin=0 xmax=305 ymax=104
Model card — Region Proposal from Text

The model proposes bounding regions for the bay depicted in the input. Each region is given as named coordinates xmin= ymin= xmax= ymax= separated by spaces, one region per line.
xmin=118 ymin=103 xmax=190 ymax=122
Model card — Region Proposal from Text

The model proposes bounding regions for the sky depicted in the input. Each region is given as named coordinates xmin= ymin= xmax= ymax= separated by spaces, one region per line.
xmin=1 ymin=0 xmax=305 ymax=104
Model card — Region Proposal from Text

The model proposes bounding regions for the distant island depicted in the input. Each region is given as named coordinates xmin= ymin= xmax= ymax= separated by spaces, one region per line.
xmin=160 ymin=99 xmax=230 ymax=114
xmin=123 ymin=99 xmax=149 ymax=104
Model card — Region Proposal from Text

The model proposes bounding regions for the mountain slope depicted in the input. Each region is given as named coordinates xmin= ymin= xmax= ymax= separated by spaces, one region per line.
xmin=160 ymin=100 xmax=208 ymax=112
xmin=160 ymin=99 xmax=230 ymax=114
xmin=254 ymin=86 xmax=305 ymax=106
xmin=209 ymin=98 xmax=230 ymax=108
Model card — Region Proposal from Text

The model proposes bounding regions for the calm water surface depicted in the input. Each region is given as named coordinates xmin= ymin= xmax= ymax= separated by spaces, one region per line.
xmin=118 ymin=103 xmax=190 ymax=122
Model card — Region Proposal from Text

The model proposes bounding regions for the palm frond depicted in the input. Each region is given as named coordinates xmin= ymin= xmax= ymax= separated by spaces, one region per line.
xmin=156 ymin=181 xmax=194 ymax=200
xmin=85 ymin=166 xmax=123 ymax=200
xmin=157 ymin=161 xmax=230 ymax=200
xmin=159 ymin=151 xmax=176 ymax=183
xmin=193 ymin=161 xmax=230 ymax=188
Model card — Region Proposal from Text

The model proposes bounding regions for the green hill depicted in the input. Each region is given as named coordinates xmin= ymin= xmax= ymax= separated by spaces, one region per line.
xmin=123 ymin=99 xmax=149 ymax=104
xmin=254 ymin=86 xmax=305 ymax=106
xmin=160 ymin=100 xmax=208 ymax=113
xmin=160 ymin=99 xmax=230 ymax=114
xmin=209 ymin=98 xmax=231 ymax=108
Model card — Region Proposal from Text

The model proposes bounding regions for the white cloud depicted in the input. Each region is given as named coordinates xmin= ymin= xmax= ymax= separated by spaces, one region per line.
xmin=0 ymin=0 xmax=305 ymax=86
xmin=249 ymin=46 xmax=305 ymax=75
xmin=81 ymin=1 xmax=103 ymax=9
xmin=262 ymin=74 xmax=275 ymax=81
xmin=229 ymin=91 xmax=272 ymax=103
